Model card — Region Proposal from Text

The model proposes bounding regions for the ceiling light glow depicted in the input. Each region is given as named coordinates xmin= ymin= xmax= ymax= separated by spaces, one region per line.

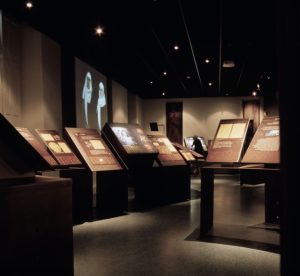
xmin=163 ymin=71 xmax=167 ymax=76
xmin=26 ymin=1 xmax=33 ymax=8
xmin=208 ymin=82 xmax=212 ymax=86
xmin=186 ymin=76 xmax=191 ymax=79
xmin=205 ymin=59 xmax=210 ymax=64
xmin=252 ymin=90 xmax=257 ymax=96
xmin=162 ymin=92 xmax=165 ymax=96
xmin=95 ymin=26 xmax=104 ymax=36
xmin=174 ymin=45 xmax=179 ymax=50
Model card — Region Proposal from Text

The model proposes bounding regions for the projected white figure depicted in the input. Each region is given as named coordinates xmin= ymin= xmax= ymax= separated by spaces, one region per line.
xmin=82 ymin=72 xmax=93 ymax=127
xmin=96 ymin=81 xmax=106 ymax=129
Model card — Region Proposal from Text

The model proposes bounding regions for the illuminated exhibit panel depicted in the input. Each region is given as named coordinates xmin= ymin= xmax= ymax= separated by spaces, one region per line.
xmin=110 ymin=124 xmax=157 ymax=154
xmin=75 ymin=57 xmax=107 ymax=130
xmin=206 ymin=119 xmax=250 ymax=163
xmin=64 ymin=128 xmax=122 ymax=172
xmin=36 ymin=129 xmax=81 ymax=166
xmin=147 ymin=134 xmax=186 ymax=166
xmin=242 ymin=116 xmax=280 ymax=164
xmin=16 ymin=128 xmax=58 ymax=167
xmin=179 ymin=149 xmax=196 ymax=161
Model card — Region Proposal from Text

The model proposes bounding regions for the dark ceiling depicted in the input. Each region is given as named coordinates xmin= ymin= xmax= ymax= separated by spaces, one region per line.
xmin=1 ymin=0 xmax=277 ymax=99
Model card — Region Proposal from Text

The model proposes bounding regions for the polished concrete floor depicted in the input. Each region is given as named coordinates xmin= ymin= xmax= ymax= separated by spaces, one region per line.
xmin=74 ymin=174 xmax=280 ymax=276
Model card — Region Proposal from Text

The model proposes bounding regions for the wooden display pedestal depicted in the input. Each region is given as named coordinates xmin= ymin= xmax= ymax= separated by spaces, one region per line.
xmin=200 ymin=165 xmax=280 ymax=238
xmin=0 ymin=176 xmax=73 ymax=276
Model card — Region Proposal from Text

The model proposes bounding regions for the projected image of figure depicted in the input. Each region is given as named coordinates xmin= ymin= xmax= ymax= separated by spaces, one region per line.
xmin=82 ymin=72 xmax=93 ymax=127
xmin=96 ymin=82 xmax=106 ymax=130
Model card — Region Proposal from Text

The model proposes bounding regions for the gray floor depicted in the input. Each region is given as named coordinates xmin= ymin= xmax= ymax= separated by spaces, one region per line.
xmin=74 ymin=174 xmax=280 ymax=276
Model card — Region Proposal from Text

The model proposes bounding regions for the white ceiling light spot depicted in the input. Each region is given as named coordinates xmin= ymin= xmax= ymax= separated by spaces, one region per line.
xmin=95 ymin=26 xmax=104 ymax=36
xmin=26 ymin=1 xmax=33 ymax=9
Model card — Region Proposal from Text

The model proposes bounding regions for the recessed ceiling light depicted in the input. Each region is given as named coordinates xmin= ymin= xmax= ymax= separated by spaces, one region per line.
xmin=252 ymin=90 xmax=257 ymax=96
xmin=208 ymin=82 xmax=212 ymax=86
xmin=205 ymin=59 xmax=210 ymax=64
xmin=256 ymin=83 xmax=260 ymax=89
xmin=174 ymin=45 xmax=179 ymax=50
xmin=186 ymin=75 xmax=191 ymax=79
xmin=267 ymin=76 xmax=271 ymax=80
xmin=162 ymin=92 xmax=165 ymax=96
xmin=163 ymin=71 xmax=167 ymax=76
xmin=150 ymin=81 xmax=153 ymax=84
xmin=225 ymin=93 xmax=229 ymax=96
xmin=95 ymin=26 xmax=104 ymax=36
xmin=25 ymin=1 xmax=33 ymax=9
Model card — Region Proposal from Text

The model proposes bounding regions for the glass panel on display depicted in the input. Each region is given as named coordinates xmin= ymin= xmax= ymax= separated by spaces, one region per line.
xmin=102 ymin=123 xmax=158 ymax=168
xmin=206 ymin=119 xmax=250 ymax=163
xmin=35 ymin=129 xmax=81 ymax=167
xmin=64 ymin=128 xmax=123 ymax=172
xmin=147 ymin=133 xmax=186 ymax=166
xmin=16 ymin=127 xmax=58 ymax=167
xmin=75 ymin=57 xmax=108 ymax=130
xmin=109 ymin=124 xmax=157 ymax=154
xmin=241 ymin=117 xmax=280 ymax=164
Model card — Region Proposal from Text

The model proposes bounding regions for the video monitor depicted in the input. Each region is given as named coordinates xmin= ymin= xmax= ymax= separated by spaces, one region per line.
xmin=65 ymin=128 xmax=123 ymax=172
xmin=184 ymin=136 xmax=208 ymax=152
xmin=75 ymin=57 xmax=108 ymax=130
xmin=206 ymin=119 xmax=250 ymax=163
xmin=242 ymin=117 xmax=280 ymax=164
xmin=36 ymin=129 xmax=82 ymax=167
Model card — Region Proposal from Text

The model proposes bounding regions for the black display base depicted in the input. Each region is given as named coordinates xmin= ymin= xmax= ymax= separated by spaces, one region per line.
xmin=200 ymin=165 xmax=280 ymax=239
xmin=59 ymin=167 xmax=93 ymax=225
xmin=130 ymin=165 xmax=190 ymax=211
xmin=96 ymin=170 xmax=128 ymax=219
xmin=161 ymin=165 xmax=190 ymax=203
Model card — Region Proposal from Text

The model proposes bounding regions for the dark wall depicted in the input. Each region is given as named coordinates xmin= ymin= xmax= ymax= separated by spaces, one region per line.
xmin=278 ymin=1 xmax=300 ymax=275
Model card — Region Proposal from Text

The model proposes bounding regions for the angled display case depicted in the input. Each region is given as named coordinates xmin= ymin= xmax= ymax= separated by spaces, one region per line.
xmin=35 ymin=129 xmax=82 ymax=167
xmin=16 ymin=127 xmax=58 ymax=168
xmin=147 ymin=132 xmax=190 ymax=203
xmin=102 ymin=123 xmax=159 ymax=209
xmin=65 ymin=128 xmax=128 ymax=217
xmin=64 ymin=128 xmax=123 ymax=172
xmin=102 ymin=123 xmax=158 ymax=168
xmin=206 ymin=118 xmax=251 ymax=163
xmin=34 ymin=128 xmax=92 ymax=225
xmin=0 ymin=113 xmax=73 ymax=274
xmin=147 ymin=133 xmax=186 ymax=167
xmin=241 ymin=116 xmax=280 ymax=164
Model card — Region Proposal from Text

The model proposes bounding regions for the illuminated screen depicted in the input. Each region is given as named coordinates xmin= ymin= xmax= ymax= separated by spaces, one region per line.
xmin=75 ymin=57 xmax=108 ymax=130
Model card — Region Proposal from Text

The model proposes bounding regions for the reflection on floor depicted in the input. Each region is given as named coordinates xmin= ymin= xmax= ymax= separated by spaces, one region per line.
xmin=74 ymin=174 xmax=280 ymax=276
